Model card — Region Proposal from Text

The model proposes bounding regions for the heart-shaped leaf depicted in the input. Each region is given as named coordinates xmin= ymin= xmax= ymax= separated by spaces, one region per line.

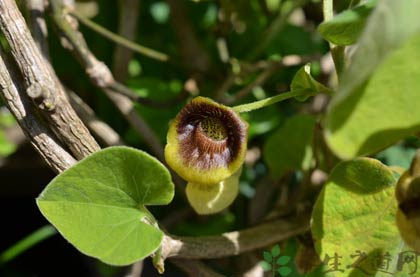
xmin=37 ymin=146 xmax=174 ymax=265
xmin=311 ymin=158 xmax=414 ymax=276
xmin=325 ymin=0 xmax=420 ymax=159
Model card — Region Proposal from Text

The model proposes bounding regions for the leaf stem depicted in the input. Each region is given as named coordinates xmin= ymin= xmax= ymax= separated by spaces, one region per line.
xmin=322 ymin=0 xmax=334 ymax=21
xmin=322 ymin=0 xmax=345 ymax=77
xmin=232 ymin=89 xmax=316 ymax=113
xmin=69 ymin=10 xmax=170 ymax=62
xmin=0 ymin=225 xmax=57 ymax=265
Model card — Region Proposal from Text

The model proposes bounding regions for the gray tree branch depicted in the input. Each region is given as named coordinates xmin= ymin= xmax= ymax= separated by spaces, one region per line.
xmin=161 ymin=212 xmax=310 ymax=260
xmin=0 ymin=50 xmax=76 ymax=172
xmin=0 ymin=0 xmax=100 ymax=160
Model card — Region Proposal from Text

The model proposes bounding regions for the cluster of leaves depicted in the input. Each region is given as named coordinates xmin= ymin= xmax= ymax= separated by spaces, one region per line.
xmin=261 ymin=245 xmax=292 ymax=276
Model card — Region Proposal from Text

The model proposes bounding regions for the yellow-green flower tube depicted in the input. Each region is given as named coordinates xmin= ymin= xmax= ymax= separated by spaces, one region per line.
xmin=165 ymin=97 xmax=248 ymax=185
xmin=186 ymin=169 xmax=241 ymax=215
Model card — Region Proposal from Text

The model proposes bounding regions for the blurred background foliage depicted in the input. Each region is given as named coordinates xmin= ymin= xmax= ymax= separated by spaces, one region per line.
xmin=1 ymin=0 xmax=419 ymax=276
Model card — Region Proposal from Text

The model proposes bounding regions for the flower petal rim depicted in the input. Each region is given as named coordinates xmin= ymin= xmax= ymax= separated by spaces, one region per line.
xmin=165 ymin=97 xmax=248 ymax=185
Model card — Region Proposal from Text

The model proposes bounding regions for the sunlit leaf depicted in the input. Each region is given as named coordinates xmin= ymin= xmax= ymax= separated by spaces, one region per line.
xmin=37 ymin=146 xmax=174 ymax=265
xmin=318 ymin=0 xmax=377 ymax=45
xmin=325 ymin=0 xmax=420 ymax=159
xmin=311 ymin=158 xmax=413 ymax=276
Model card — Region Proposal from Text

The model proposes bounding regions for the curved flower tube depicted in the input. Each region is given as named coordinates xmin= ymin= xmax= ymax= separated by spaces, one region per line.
xmin=165 ymin=97 xmax=248 ymax=185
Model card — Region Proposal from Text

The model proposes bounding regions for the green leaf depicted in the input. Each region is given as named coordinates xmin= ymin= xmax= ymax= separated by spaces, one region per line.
xmin=264 ymin=115 xmax=316 ymax=179
xmin=260 ymin=260 xmax=272 ymax=271
xmin=271 ymin=244 xmax=281 ymax=257
xmin=291 ymin=64 xmax=333 ymax=101
xmin=276 ymin=255 xmax=291 ymax=266
xmin=278 ymin=266 xmax=292 ymax=276
xmin=0 ymin=130 xmax=16 ymax=157
xmin=318 ymin=0 xmax=377 ymax=45
xmin=263 ymin=251 xmax=273 ymax=262
xmin=37 ymin=146 xmax=175 ymax=266
xmin=311 ymin=158 xmax=410 ymax=276
xmin=0 ymin=110 xmax=17 ymax=157
xmin=325 ymin=0 xmax=420 ymax=159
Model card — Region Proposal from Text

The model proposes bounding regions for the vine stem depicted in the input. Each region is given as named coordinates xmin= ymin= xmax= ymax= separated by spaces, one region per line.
xmin=323 ymin=0 xmax=345 ymax=77
xmin=69 ymin=10 xmax=169 ymax=62
xmin=232 ymin=89 xmax=316 ymax=113
xmin=322 ymin=0 xmax=334 ymax=21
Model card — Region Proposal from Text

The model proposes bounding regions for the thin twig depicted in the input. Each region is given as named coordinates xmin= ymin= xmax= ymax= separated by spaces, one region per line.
xmin=50 ymin=0 xmax=186 ymax=109
xmin=48 ymin=0 xmax=166 ymax=159
xmin=230 ymin=63 xmax=282 ymax=103
xmin=69 ymin=10 xmax=169 ymax=62
xmin=167 ymin=0 xmax=212 ymax=74
xmin=108 ymin=82 xmax=189 ymax=109
xmin=112 ymin=0 xmax=140 ymax=82
xmin=104 ymin=90 xmax=164 ymax=161
xmin=234 ymin=56 xmax=318 ymax=104
xmin=68 ymin=90 xmax=124 ymax=146
xmin=214 ymin=59 xmax=267 ymax=102
xmin=214 ymin=73 xmax=236 ymax=102
xmin=216 ymin=55 xmax=313 ymax=104
xmin=247 ymin=0 xmax=307 ymax=60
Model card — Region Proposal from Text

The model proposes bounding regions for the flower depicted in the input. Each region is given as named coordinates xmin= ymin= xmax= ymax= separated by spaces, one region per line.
xmin=165 ymin=96 xmax=248 ymax=185
xmin=185 ymin=169 xmax=241 ymax=215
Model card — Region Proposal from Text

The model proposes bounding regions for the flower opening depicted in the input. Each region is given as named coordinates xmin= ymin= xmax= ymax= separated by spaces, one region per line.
xmin=165 ymin=97 xmax=248 ymax=185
